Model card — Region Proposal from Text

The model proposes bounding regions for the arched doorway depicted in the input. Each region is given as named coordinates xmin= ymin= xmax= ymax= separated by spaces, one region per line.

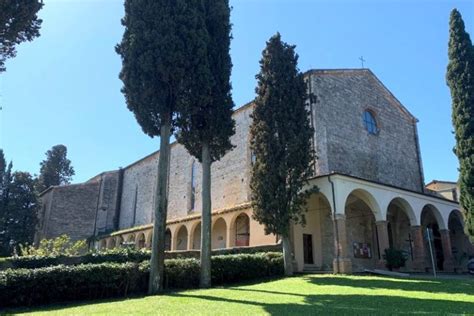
xmin=165 ymin=229 xmax=172 ymax=251
xmin=295 ymin=192 xmax=334 ymax=270
xmin=100 ymin=239 xmax=107 ymax=250
xmin=234 ymin=213 xmax=250 ymax=247
xmin=137 ymin=233 xmax=146 ymax=249
xmin=126 ymin=234 xmax=135 ymax=248
xmin=146 ymin=232 xmax=152 ymax=249
xmin=345 ymin=189 xmax=378 ymax=271
xmin=117 ymin=236 xmax=124 ymax=248
xmin=212 ymin=218 xmax=227 ymax=249
xmin=176 ymin=226 xmax=188 ymax=251
xmin=192 ymin=223 xmax=201 ymax=250
xmin=448 ymin=210 xmax=468 ymax=269
xmin=386 ymin=198 xmax=415 ymax=266
xmin=421 ymin=205 xmax=445 ymax=271
xmin=108 ymin=238 xmax=116 ymax=249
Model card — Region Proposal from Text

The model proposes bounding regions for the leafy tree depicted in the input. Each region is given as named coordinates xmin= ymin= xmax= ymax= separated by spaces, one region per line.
xmin=446 ymin=9 xmax=474 ymax=236
xmin=0 ymin=0 xmax=44 ymax=73
xmin=250 ymin=33 xmax=316 ymax=276
xmin=0 ymin=171 xmax=38 ymax=256
xmin=0 ymin=150 xmax=13 ymax=255
xmin=19 ymin=234 xmax=87 ymax=257
xmin=116 ymin=0 xmax=204 ymax=294
xmin=37 ymin=144 xmax=75 ymax=192
xmin=176 ymin=0 xmax=235 ymax=287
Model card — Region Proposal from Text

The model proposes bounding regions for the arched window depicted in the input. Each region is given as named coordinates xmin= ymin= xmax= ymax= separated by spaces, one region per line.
xmin=190 ymin=160 xmax=196 ymax=211
xmin=363 ymin=110 xmax=378 ymax=134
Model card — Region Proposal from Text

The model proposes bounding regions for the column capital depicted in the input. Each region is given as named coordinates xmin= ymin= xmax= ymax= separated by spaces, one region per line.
xmin=333 ymin=213 xmax=346 ymax=220
xmin=375 ymin=220 xmax=388 ymax=225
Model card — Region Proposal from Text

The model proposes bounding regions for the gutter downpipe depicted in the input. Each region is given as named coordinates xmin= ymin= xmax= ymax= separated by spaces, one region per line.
xmin=328 ymin=174 xmax=340 ymax=274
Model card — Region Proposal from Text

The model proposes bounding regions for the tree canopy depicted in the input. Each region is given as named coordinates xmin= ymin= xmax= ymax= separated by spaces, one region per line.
xmin=250 ymin=33 xmax=316 ymax=275
xmin=176 ymin=0 xmax=235 ymax=163
xmin=116 ymin=0 xmax=208 ymax=294
xmin=0 ymin=151 xmax=38 ymax=256
xmin=175 ymin=0 xmax=235 ymax=288
xmin=0 ymin=0 xmax=43 ymax=73
xmin=250 ymin=33 xmax=315 ymax=237
xmin=37 ymin=145 xmax=75 ymax=192
xmin=446 ymin=8 xmax=474 ymax=235
xmin=116 ymin=0 xmax=205 ymax=137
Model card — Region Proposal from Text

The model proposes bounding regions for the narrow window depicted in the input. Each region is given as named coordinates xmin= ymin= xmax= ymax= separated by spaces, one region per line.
xmin=190 ymin=160 xmax=196 ymax=211
xmin=250 ymin=150 xmax=256 ymax=166
xmin=363 ymin=110 xmax=378 ymax=134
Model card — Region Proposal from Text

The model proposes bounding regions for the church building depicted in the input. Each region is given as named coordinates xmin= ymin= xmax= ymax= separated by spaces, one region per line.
xmin=36 ymin=69 xmax=472 ymax=273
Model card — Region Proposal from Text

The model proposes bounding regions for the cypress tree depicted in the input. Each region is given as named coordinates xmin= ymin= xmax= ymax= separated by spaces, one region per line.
xmin=250 ymin=33 xmax=316 ymax=275
xmin=446 ymin=9 xmax=474 ymax=236
xmin=0 ymin=0 xmax=44 ymax=73
xmin=116 ymin=0 xmax=205 ymax=294
xmin=176 ymin=0 xmax=235 ymax=288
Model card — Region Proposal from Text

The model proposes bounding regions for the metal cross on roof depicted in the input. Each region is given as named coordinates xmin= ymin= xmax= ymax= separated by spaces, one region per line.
xmin=359 ymin=56 xmax=366 ymax=68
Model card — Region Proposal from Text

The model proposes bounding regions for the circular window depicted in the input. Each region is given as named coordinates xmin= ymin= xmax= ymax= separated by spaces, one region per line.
xmin=363 ymin=110 xmax=378 ymax=134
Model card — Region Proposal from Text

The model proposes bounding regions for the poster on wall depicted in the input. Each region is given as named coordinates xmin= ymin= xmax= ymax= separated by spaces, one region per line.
xmin=353 ymin=242 xmax=372 ymax=259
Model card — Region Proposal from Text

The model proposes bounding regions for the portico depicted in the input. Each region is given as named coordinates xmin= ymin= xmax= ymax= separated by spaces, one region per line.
xmin=292 ymin=173 xmax=470 ymax=273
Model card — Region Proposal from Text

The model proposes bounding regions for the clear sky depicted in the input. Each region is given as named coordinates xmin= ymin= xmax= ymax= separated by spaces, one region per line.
xmin=0 ymin=0 xmax=472 ymax=184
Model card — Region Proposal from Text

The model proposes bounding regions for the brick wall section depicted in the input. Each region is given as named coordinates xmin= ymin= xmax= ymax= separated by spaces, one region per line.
xmin=308 ymin=69 xmax=423 ymax=192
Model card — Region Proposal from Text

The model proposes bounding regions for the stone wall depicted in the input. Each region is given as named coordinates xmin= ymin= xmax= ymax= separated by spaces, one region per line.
xmin=118 ymin=105 xmax=253 ymax=230
xmin=36 ymin=182 xmax=100 ymax=243
xmin=308 ymin=69 xmax=424 ymax=192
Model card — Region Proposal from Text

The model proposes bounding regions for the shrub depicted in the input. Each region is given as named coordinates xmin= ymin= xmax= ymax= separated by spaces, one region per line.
xmin=19 ymin=235 xmax=87 ymax=257
xmin=0 ymin=262 xmax=144 ymax=308
xmin=0 ymin=252 xmax=283 ymax=307
xmin=383 ymin=248 xmax=407 ymax=270
xmin=82 ymin=247 xmax=150 ymax=264
xmin=0 ymin=244 xmax=282 ymax=270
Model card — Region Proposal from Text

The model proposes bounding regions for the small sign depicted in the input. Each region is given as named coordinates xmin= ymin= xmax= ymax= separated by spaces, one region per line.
xmin=353 ymin=242 xmax=372 ymax=259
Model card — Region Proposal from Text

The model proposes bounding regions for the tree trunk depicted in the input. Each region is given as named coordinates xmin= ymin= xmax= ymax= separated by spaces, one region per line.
xmin=148 ymin=116 xmax=171 ymax=295
xmin=200 ymin=142 xmax=212 ymax=288
xmin=282 ymin=234 xmax=293 ymax=276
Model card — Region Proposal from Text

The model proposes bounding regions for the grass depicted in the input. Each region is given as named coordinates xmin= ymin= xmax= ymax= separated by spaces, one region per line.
xmin=5 ymin=274 xmax=474 ymax=315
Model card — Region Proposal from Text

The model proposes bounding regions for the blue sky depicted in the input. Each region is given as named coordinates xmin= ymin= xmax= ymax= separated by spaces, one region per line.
xmin=0 ymin=0 xmax=472 ymax=184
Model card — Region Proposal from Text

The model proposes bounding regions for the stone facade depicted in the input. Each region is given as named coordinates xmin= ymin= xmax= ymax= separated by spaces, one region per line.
xmin=308 ymin=69 xmax=424 ymax=192
xmin=36 ymin=171 xmax=121 ymax=244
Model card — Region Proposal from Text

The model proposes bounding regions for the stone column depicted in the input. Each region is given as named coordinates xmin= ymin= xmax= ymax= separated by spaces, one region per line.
xmin=440 ymin=229 xmax=455 ymax=272
xmin=225 ymin=224 xmax=232 ymax=249
xmin=333 ymin=213 xmax=352 ymax=274
xmin=376 ymin=221 xmax=390 ymax=269
xmin=410 ymin=226 xmax=426 ymax=272
xmin=187 ymin=229 xmax=193 ymax=251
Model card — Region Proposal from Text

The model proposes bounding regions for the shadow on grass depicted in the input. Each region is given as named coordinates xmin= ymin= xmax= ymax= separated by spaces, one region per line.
xmin=169 ymin=292 xmax=474 ymax=314
xmin=5 ymin=275 xmax=474 ymax=315
xmin=303 ymin=275 xmax=474 ymax=296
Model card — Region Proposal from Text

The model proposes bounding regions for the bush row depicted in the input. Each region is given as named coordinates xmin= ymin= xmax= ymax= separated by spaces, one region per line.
xmin=0 ymin=252 xmax=283 ymax=308
xmin=1 ymin=244 xmax=282 ymax=270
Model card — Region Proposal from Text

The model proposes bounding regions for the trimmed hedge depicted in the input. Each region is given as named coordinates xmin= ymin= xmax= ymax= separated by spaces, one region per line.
xmin=0 ymin=252 xmax=283 ymax=308
xmin=0 ymin=262 xmax=144 ymax=308
xmin=0 ymin=244 xmax=282 ymax=270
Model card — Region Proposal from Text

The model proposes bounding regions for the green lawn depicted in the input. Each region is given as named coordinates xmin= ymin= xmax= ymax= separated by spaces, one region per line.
xmin=6 ymin=274 xmax=474 ymax=315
